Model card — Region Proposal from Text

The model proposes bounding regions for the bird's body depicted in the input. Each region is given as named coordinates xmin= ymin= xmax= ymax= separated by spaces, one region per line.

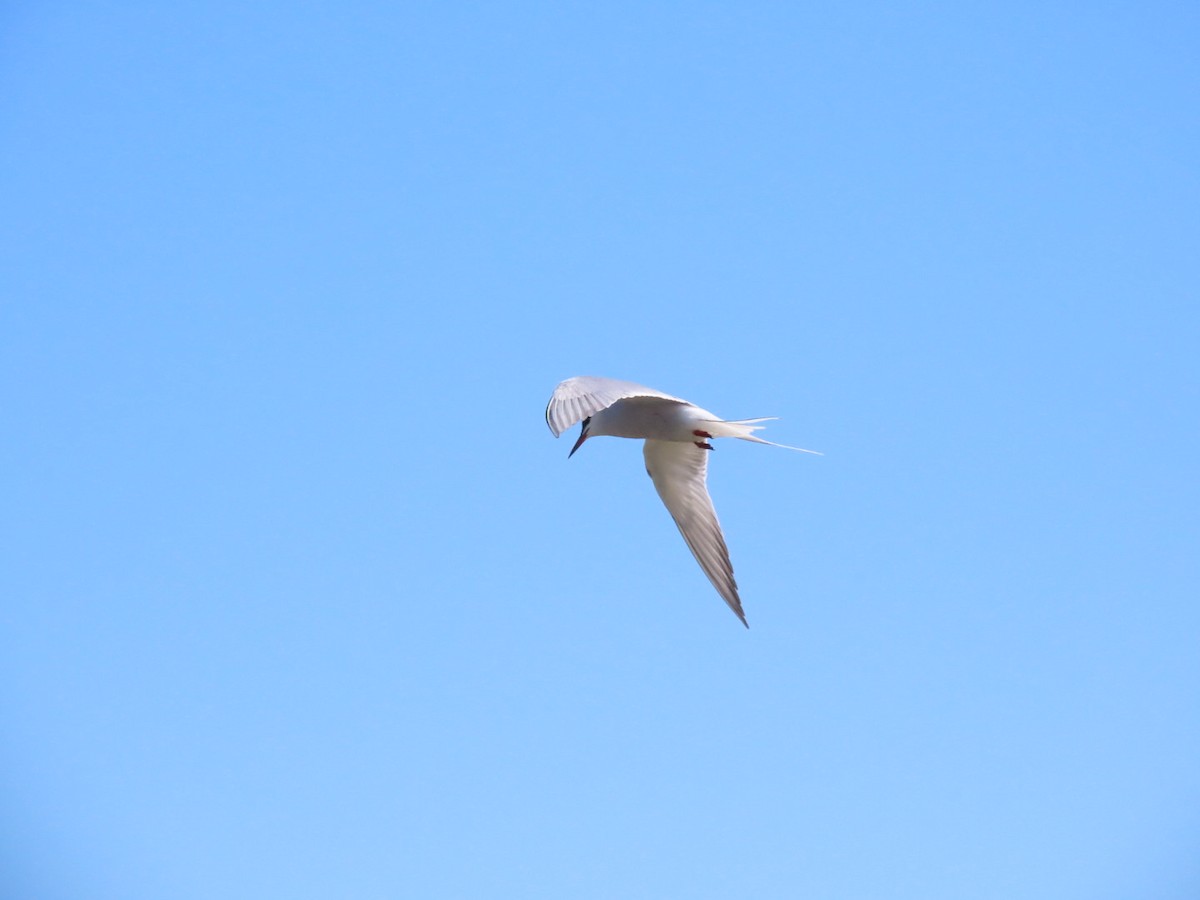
xmin=586 ymin=395 xmax=705 ymax=442
xmin=545 ymin=376 xmax=816 ymax=627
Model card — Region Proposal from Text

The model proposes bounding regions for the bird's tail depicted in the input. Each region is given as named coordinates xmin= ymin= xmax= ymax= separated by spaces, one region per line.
xmin=701 ymin=417 xmax=822 ymax=454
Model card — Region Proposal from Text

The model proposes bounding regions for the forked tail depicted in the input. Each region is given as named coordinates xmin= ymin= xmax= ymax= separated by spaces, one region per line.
xmin=701 ymin=417 xmax=822 ymax=454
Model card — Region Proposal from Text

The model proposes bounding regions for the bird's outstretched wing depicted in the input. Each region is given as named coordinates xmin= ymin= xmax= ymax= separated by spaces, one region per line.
xmin=642 ymin=439 xmax=747 ymax=627
xmin=544 ymin=376 xmax=687 ymax=437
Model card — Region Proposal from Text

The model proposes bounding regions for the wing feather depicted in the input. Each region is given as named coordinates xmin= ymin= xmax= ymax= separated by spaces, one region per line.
xmin=544 ymin=376 xmax=687 ymax=437
xmin=642 ymin=439 xmax=748 ymax=627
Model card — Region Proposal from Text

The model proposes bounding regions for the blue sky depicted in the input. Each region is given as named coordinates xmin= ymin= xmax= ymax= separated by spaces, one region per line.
xmin=2 ymin=3 xmax=1198 ymax=897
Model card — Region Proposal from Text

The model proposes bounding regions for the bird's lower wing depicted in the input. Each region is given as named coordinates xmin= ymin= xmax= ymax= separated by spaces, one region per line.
xmin=545 ymin=376 xmax=687 ymax=437
xmin=642 ymin=439 xmax=747 ymax=627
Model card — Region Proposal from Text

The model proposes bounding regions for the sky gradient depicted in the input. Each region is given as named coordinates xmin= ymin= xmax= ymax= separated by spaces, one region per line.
xmin=2 ymin=3 xmax=1198 ymax=898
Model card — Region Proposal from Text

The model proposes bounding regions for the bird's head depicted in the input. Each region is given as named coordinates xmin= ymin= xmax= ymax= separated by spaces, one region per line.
xmin=568 ymin=417 xmax=591 ymax=458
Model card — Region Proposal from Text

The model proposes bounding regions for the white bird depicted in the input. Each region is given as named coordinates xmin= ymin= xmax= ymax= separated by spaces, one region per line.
xmin=545 ymin=375 xmax=818 ymax=627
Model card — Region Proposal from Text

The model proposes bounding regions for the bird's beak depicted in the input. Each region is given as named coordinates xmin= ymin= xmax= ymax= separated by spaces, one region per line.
xmin=568 ymin=421 xmax=589 ymax=458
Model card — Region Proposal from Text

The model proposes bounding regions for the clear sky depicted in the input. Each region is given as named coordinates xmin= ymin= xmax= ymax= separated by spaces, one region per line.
xmin=2 ymin=3 xmax=1198 ymax=898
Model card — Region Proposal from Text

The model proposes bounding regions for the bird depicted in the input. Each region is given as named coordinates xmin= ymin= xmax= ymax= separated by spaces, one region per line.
xmin=545 ymin=375 xmax=818 ymax=627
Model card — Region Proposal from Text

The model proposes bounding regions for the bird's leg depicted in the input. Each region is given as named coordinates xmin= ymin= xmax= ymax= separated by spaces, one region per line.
xmin=693 ymin=429 xmax=714 ymax=450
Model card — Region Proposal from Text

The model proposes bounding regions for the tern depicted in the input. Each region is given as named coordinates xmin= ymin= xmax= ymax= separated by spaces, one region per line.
xmin=545 ymin=375 xmax=818 ymax=627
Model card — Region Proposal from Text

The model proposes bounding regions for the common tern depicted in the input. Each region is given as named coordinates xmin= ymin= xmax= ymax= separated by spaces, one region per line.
xmin=545 ymin=375 xmax=817 ymax=627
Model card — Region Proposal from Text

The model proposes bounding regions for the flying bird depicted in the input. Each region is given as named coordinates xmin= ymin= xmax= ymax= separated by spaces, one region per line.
xmin=545 ymin=375 xmax=817 ymax=627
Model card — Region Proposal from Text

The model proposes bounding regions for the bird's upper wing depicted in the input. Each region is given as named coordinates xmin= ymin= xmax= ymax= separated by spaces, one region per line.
xmin=544 ymin=376 xmax=687 ymax=437
xmin=642 ymin=439 xmax=747 ymax=627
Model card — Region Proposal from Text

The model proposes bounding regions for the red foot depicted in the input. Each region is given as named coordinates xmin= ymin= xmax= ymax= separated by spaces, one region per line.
xmin=692 ymin=429 xmax=713 ymax=438
xmin=694 ymin=440 xmax=714 ymax=450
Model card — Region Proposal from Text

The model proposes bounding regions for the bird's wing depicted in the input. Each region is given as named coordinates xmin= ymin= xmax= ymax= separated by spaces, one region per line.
xmin=642 ymin=439 xmax=747 ymax=627
xmin=544 ymin=376 xmax=687 ymax=437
